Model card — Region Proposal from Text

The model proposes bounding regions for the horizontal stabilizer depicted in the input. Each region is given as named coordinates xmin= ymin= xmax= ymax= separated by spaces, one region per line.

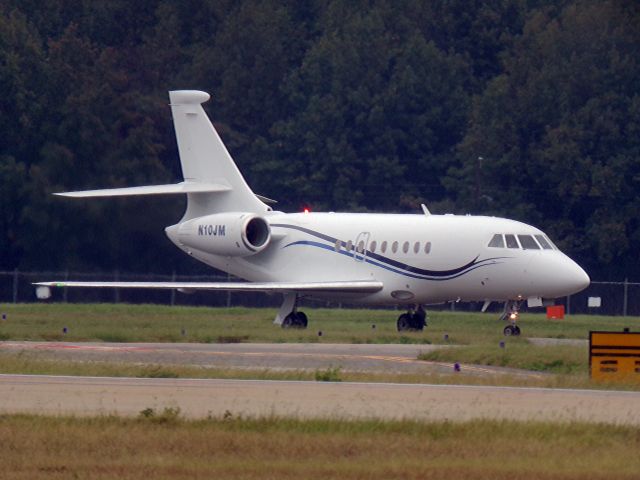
xmin=34 ymin=280 xmax=384 ymax=294
xmin=54 ymin=182 xmax=231 ymax=198
xmin=55 ymin=182 xmax=276 ymax=204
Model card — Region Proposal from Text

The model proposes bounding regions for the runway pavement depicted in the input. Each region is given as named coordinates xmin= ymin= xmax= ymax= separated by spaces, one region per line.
xmin=0 ymin=341 xmax=543 ymax=377
xmin=1 ymin=374 xmax=639 ymax=424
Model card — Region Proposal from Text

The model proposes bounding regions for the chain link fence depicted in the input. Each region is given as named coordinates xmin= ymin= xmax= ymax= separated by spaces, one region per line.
xmin=0 ymin=270 xmax=638 ymax=316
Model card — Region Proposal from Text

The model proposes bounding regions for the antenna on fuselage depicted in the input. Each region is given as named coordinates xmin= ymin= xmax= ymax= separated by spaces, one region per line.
xmin=421 ymin=203 xmax=431 ymax=216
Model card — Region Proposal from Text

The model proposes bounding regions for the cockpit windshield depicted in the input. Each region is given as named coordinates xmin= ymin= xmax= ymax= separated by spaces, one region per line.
xmin=488 ymin=233 xmax=557 ymax=250
xmin=534 ymin=235 xmax=553 ymax=250
xmin=505 ymin=234 xmax=519 ymax=249
xmin=518 ymin=235 xmax=540 ymax=250
xmin=488 ymin=234 xmax=504 ymax=248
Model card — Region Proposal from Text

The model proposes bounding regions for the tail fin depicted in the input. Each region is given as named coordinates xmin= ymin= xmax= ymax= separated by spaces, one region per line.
xmin=169 ymin=90 xmax=268 ymax=219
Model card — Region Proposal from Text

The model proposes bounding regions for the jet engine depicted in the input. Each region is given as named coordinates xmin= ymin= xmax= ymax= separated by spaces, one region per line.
xmin=176 ymin=212 xmax=271 ymax=256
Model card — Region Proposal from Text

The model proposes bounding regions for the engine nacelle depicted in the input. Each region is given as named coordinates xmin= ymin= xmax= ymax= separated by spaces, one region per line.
xmin=177 ymin=212 xmax=271 ymax=256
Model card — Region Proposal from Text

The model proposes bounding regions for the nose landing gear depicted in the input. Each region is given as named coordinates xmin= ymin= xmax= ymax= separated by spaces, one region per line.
xmin=397 ymin=305 xmax=427 ymax=332
xmin=501 ymin=300 xmax=521 ymax=336
xmin=503 ymin=323 xmax=521 ymax=336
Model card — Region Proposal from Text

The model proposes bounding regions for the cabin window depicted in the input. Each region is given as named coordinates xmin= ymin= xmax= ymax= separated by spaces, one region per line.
xmin=505 ymin=234 xmax=519 ymax=249
xmin=518 ymin=235 xmax=540 ymax=250
xmin=369 ymin=240 xmax=377 ymax=253
xmin=534 ymin=235 xmax=552 ymax=250
xmin=488 ymin=234 xmax=504 ymax=248
xmin=403 ymin=241 xmax=409 ymax=254
xmin=346 ymin=240 xmax=353 ymax=252
xmin=413 ymin=241 xmax=420 ymax=254
xmin=424 ymin=242 xmax=432 ymax=254
xmin=392 ymin=241 xmax=398 ymax=253
xmin=334 ymin=240 xmax=341 ymax=252
xmin=381 ymin=241 xmax=387 ymax=253
xmin=357 ymin=240 xmax=365 ymax=253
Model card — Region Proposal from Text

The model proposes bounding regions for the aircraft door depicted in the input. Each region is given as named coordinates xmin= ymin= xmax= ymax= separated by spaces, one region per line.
xmin=353 ymin=232 xmax=370 ymax=262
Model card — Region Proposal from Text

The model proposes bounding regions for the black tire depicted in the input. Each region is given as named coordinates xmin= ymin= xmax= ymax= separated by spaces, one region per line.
xmin=410 ymin=315 xmax=425 ymax=331
xmin=282 ymin=313 xmax=295 ymax=329
xmin=503 ymin=325 xmax=514 ymax=336
xmin=414 ymin=309 xmax=427 ymax=330
xmin=295 ymin=311 xmax=308 ymax=329
xmin=513 ymin=325 xmax=521 ymax=336
xmin=397 ymin=313 xmax=412 ymax=332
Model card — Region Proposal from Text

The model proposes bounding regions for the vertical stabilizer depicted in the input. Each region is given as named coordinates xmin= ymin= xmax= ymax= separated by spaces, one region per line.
xmin=169 ymin=90 xmax=267 ymax=219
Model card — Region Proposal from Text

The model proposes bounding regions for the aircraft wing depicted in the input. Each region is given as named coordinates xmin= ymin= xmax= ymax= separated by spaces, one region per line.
xmin=34 ymin=280 xmax=383 ymax=294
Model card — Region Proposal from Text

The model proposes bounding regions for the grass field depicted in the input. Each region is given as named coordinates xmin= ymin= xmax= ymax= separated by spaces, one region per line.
xmin=1 ymin=303 xmax=638 ymax=344
xmin=0 ymin=350 xmax=621 ymax=389
xmin=419 ymin=342 xmax=587 ymax=374
xmin=1 ymin=305 xmax=639 ymax=477
xmin=1 ymin=303 xmax=639 ymax=387
xmin=1 ymin=414 xmax=639 ymax=479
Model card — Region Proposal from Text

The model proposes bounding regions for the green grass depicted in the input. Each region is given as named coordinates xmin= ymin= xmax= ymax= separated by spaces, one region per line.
xmin=314 ymin=366 xmax=343 ymax=382
xmin=1 ymin=414 xmax=639 ymax=479
xmin=0 ymin=351 xmax=320 ymax=381
xmin=1 ymin=304 xmax=637 ymax=479
xmin=420 ymin=341 xmax=587 ymax=374
xmin=0 ymin=303 xmax=638 ymax=344
xmin=1 ymin=303 xmax=639 ymax=389
xmin=1 ymin=350 xmax=637 ymax=390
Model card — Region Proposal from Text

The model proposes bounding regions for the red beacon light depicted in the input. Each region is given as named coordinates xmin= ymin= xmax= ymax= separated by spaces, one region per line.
xmin=303 ymin=207 xmax=311 ymax=214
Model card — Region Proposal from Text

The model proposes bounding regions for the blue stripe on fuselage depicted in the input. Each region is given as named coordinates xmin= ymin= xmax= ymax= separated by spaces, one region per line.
xmin=281 ymin=239 xmax=507 ymax=281
xmin=273 ymin=223 xmax=489 ymax=277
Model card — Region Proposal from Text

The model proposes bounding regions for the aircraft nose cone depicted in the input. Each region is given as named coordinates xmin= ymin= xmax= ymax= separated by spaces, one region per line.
xmin=559 ymin=256 xmax=590 ymax=296
xmin=531 ymin=254 xmax=590 ymax=298
xmin=573 ymin=264 xmax=590 ymax=293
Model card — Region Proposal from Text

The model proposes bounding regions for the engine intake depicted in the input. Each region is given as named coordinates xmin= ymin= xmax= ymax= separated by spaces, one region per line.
xmin=177 ymin=212 xmax=271 ymax=256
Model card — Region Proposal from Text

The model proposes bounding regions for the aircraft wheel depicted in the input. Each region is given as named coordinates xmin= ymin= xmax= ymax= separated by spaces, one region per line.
xmin=503 ymin=325 xmax=516 ymax=336
xmin=282 ymin=313 xmax=295 ymax=329
xmin=397 ymin=313 xmax=412 ymax=332
xmin=410 ymin=313 xmax=426 ymax=331
xmin=512 ymin=325 xmax=521 ymax=336
xmin=410 ymin=316 xmax=425 ymax=330
xmin=295 ymin=311 xmax=308 ymax=329
xmin=412 ymin=310 xmax=426 ymax=330
xmin=282 ymin=312 xmax=308 ymax=329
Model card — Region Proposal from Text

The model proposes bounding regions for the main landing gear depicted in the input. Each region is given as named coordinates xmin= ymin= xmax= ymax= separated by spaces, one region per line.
xmin=277 ymin=292 xmax=308 ymax=329
xmin=501 ymin=300 xmax=521 ymax=336
xmin=396 ymin=305 xmax=427 ymax=332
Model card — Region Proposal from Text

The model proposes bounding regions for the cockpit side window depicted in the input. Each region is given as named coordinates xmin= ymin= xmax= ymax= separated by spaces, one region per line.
xmin=518 ymin=234 xmax=541 ymax=250
xmin=534 ymin=234 xmax=553 ymax=250
xmin=488 ymin=234 xmax=505 ymax=248
xmin=505 ymin=234 xmax=519 ymax=249
xmin=544 ymin=235 xmax=558 ymax=250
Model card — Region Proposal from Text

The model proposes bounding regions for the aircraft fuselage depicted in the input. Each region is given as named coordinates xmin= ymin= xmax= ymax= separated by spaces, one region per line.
xmin=166 ymin=211 xmax=589 ymax=306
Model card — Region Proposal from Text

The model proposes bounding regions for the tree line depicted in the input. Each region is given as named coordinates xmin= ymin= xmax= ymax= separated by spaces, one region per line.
xmin=1 ymin=0 xmax=638 ymax=280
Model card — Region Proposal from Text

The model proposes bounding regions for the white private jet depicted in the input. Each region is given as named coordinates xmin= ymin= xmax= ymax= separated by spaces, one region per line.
xmin=36 ymin=90 xmax=590 ymax=335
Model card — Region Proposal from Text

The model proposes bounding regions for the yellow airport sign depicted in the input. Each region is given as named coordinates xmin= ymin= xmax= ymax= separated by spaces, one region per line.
xmin=590 ymin=330 xmax=640 ymax=382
